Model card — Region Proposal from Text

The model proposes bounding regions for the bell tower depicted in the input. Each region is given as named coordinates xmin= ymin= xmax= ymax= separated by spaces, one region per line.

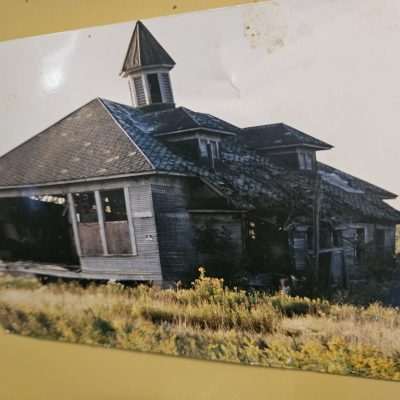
xmin=120 ymin=21 xmax=176 ymax=108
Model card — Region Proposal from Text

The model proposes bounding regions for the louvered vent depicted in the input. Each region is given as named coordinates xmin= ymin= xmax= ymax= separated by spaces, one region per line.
xmin=160 ymin=73 xmax=174 ymax=103
xmin=133 ymin=76 xmax=147 ymax=106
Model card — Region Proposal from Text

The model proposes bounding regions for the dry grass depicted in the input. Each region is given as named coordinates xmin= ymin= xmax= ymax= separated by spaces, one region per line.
xmin=1 ymin=268 xmax=400 ymax=381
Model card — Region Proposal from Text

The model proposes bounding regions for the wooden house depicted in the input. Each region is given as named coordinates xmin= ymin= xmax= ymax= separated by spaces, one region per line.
xmin=0 ymin=21 xmax=399 ymax=288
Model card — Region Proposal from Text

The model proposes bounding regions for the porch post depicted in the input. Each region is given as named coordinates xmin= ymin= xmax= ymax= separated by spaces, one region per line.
xmin=94 ymin=190 xmax=109 ymax=255
xmin=67 ymin=193 xmax=82 ymax=257
xmin=124 ymin=186 xmax=137 ymax=255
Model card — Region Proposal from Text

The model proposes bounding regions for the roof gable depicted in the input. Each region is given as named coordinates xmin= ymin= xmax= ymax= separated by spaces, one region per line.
xmin=242 ymin=123 xmax=333 ymax=150
xmin=0 ymin=99 xmax=152 ymax=187
xmin=121 ymin=21 xmax=175 ymax=75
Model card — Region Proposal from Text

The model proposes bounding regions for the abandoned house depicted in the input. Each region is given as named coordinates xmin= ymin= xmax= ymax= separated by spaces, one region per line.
xmin=0 ymin=20 xmax=399 ymax=289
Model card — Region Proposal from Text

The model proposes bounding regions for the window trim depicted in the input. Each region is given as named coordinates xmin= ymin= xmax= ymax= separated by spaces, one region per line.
xmin=68 ymin=187 xmax=137 ymax=257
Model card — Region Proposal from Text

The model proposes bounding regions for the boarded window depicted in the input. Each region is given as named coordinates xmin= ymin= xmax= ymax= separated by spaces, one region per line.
xmin=73 ymin=192 xmax=102 ymax=256
xmin=133 ymin=76 xmax=146 ymax=106
xmin=147 ymin=73 xmax=162 ymax=103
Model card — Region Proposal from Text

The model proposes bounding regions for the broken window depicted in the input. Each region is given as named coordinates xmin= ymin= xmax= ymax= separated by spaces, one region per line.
xmin=375 ymin=228 xmax=385 ymax=259
xmin=355 ymin=228 xmax=366 ymax=264
xmin=101 ymin=189 xmax=132 ymax=255
xmin=147 ymin=73 xmax=162 ymax=103
xmin=101 ymin=189 xmax=127 ymax=222
xmin=73 ymin=192 xmax=98 ymax=223
xmin=248 ymin=221 xmax=256 ymax=240
xmin=72 ymin=192 xmax=102 ymax=256
xmin=298 ymin=151 xmax=314 ymax=171
xmin=333 ymin=230 xmax=343 ymax=247
xmin=199 ymin=139 xmax=220 ymax=159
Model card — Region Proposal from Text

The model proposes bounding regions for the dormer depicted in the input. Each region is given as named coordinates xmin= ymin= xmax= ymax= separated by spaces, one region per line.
xmin=148 ymin=106 xmax=240 ymax=168
xmin=120 ymin=21 xmax=175 ymax=108
xmin=240 ymin=123 xmax=333 ymax=171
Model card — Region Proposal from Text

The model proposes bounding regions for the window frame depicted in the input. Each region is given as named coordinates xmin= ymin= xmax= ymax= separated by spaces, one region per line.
xmin=69 ymin=187 xmax=137 ymax=257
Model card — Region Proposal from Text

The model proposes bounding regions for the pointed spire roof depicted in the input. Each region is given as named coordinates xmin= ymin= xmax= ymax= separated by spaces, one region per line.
xmin=120 ymin=21 xmax=175 ymax=76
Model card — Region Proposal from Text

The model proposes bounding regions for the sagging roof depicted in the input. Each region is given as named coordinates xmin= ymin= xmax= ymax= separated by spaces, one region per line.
xmin=121 ymin=21 xmax=175 ymax=76
xmin=318 ymin=162 xmax=397 ymax=200
xmin=242 ymin=123 xmax=333 ymax=151
xmin=0 ymin=98 xmax=398 ymax=223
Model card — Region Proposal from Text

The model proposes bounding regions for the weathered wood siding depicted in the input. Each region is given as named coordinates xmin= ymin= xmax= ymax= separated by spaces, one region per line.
xmin=80 ymin=179 xmax=163 ymax=281
xmin=292 ymin=229 xmax=307 ymax=270
xmin=191 ymin=212 xmax=244 ymax=267
xmin=151 ymin=176 xmax=196 ymax=283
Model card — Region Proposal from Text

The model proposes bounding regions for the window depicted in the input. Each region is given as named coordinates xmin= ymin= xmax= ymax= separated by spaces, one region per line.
xmin=71 ymin=189 xmax=135 ymax=256
xmin=133 ymin=76 xmax=146 ymax=106
xmin=199 ymin=139 xmax=220 ymax=159
xmin=159 ymin=73 xmax=174 ymax=103
xmin=100 ymin=189 xmax=127 ymax=222
xmin=333 ymin=230 xmax=343 ymax=247
xmin=355 ymin=228 xmax=366 ymax=264
xmin=147 ymin=73 xmax=162 ymax=103
xmin=73 ymin=192 xmax=98 ymax=223
xmin=248 ymin=221 xmax=256 ymax=240
xmin=375 ymin=228 xmax=385 ymax=259
xmin=298 ymin=151 xmax=314 ymax=170
xmin=100 ymin=189 xmax=132 ymax=255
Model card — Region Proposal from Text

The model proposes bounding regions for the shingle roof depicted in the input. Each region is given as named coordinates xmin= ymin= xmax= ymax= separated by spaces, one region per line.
xmin=0 ymin=99 xmax=153 ymax=187
xmin=0 ymin=97 xmax=398 ymax=223
xmin=121 ymin=21 xmax=175 ymax=75
xmin=318 ymin=162 xmax=397 ymax=199
xmin=103 ymin=100 xmax=240 ymax=136
xmin=241 ymin=123 xmax=333 ymax=150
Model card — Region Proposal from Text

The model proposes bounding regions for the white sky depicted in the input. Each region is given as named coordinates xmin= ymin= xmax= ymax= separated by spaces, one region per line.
xmin=1 ymin=0 xmax=400 ymax=206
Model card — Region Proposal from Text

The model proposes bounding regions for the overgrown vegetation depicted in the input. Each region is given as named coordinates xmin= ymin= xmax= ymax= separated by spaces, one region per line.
xmin=1 ymin=268 xmax=400 ymax=381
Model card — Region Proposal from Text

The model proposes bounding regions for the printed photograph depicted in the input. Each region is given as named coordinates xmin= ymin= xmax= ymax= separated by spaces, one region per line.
xmin=1 ymin=1 xmax=400 ymax=381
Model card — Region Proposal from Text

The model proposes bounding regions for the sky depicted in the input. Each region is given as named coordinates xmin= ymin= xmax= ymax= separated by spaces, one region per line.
xmin=0 ymin=0 xmax=400 ymax=206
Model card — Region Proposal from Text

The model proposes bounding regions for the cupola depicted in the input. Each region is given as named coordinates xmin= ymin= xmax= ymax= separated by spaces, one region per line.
xmin=120 ymin=21 xmax=175 ymax=108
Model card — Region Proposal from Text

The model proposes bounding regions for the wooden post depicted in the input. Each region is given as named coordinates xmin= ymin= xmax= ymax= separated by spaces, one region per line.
xmin=312 ymin=172 xmax=322 ymax=290
xmin=94 ymin=190 xmax=108 ymax=255
xmin=67 ymin=193 xmax=82 ymax=257
xmin=124 ymin=186 xmax=137 ymax=255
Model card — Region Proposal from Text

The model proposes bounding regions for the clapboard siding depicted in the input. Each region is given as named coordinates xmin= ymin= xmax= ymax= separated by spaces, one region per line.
xmin=152 ymin=177 xmax=196 ymax=282
xmin=80 ymin=178 xmax=163 ymax=281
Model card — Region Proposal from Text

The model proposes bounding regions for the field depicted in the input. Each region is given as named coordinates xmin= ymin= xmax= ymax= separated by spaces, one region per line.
xmin=1 ymin=268 xmax=400 ymax=381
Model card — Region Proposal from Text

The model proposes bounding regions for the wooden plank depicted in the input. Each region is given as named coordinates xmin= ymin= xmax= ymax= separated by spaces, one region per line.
xmin=104 ymin=221 xmax=131 ymax=255
xmin=124 ymin=186 xmax=138 ymax=255
xmin=78 ymin=223 xmax=103 ymax=256
xmin=94 ymin=190 xmax=108 ymax=255
xmin=67 ymin=193 xmax=81 ymax=257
